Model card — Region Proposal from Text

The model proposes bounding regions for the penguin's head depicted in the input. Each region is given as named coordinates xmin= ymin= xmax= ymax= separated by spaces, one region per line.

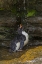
xmin=17 ymin=24 xmax=23 ymax=34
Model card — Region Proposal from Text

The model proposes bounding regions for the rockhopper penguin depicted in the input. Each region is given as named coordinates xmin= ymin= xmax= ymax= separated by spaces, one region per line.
xmin=9 ymin=24 xmax=29 ymax=52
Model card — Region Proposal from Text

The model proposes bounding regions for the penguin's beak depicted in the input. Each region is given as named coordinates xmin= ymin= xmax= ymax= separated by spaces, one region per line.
xmin=16 ymin=24 xmax=22 ymax=34
xmin=20 ymin=24 xmax=23 ymax=28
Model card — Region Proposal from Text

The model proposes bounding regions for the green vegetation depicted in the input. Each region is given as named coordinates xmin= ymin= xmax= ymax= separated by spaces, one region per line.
xmin=0 ymin=8 xmax=36 ymax=17
xmin=27 ymin=10 xmax=36 ymax=17
xmin=0 ymin=8 xmax=4 ymax=10
xmin=0 ymin=0 xmax=36 ymax=17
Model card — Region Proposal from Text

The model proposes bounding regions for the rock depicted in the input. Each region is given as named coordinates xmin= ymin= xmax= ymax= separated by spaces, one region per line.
xmin=0 ymin=16 xmax=42 ymax=46
xmin=0 ymin=0 xmax=42 ymax=15
xmin=0 ymin=46 xmax=42 ymax=64
xmin=0 ymin=16 xmax=16 ymax=27
xmin=0 ymin=0 xmax=16 ymax=10
xmin=23 ymin=17 xmax=42 ymax=37
xmin=35 ymin=0 xmax=42 ymax=12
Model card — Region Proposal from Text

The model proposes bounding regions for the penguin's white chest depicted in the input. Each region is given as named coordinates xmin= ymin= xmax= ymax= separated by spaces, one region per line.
xmin=16 ymin=42 xmax=20 ymax=50
xmin=22 ymin=31 xmax=29 ymax=46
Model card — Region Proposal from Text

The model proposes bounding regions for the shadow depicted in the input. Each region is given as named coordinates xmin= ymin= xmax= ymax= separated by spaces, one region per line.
xmin=0 ymin=40 xmax=42 ymax=61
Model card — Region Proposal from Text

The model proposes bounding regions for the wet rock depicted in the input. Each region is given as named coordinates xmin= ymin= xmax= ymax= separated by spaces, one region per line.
xmin=0 ymin=46 xmax=42 ymax=64
xmin=23 ymin=17 xmax=42 ymax=37
xmin=0 ymin=0 xmax=16 ymax=10
xmin=0 ymin=16 xmax=16 ymax=27
xmin=0 ymin=16 xmax=42 ymax=46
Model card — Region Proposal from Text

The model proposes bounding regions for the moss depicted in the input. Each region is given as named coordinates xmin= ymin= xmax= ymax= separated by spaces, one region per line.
xmin=0 ymin=8 xmax=4 ymax=10
xmin=0 ymin=35 xmax=5 ymax=39
xmin=27 ymin=10 xmax=36 ymax=17
xmin=11 ymin=9 xmax=16 ymax=15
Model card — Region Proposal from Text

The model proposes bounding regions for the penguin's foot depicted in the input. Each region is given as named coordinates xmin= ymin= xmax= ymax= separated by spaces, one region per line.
xmin=17 ymin=49 xmax=23 ymax=51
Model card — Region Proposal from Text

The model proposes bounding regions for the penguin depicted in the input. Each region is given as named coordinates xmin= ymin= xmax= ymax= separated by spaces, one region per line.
xmin=9 ymin=24 xmax=29 ymax=52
